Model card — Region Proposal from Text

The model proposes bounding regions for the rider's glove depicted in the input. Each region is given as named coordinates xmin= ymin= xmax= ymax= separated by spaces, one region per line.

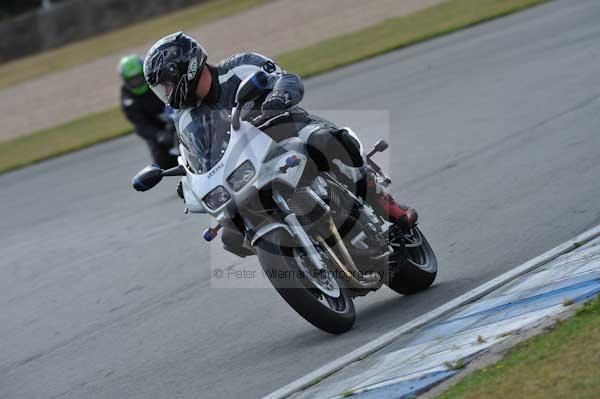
xmin=261 ymin=91 xmax=292 ymax=113
xmin=156 ymin=130 xmax=172 ymax=145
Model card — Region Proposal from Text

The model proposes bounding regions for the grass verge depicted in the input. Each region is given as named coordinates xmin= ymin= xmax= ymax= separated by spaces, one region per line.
xmin=0 ymin=0 xmax=266 ymax=90
xmin=0 ymin=0 xmax=547 ymax=174
xmin=436 ymin=296 xmax=600 ymax=399
xmin=0 ymin=109 xmax=130 ymax=173
xmin=277 ymin=0 xmax=547 ymax=78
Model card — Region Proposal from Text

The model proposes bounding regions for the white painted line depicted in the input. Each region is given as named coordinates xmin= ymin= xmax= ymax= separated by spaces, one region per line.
xmin=262 ymin=224 xmax=600 ymax=399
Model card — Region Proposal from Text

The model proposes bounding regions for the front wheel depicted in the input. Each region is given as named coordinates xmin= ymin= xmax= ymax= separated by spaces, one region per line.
xmin=386 ymin=227 xmax=437 ymax=295
xmin=256 ymin=229 xmax=355 ymax=334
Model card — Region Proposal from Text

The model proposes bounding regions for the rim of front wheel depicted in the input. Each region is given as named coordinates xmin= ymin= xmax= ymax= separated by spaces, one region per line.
xmin=292 ymin=247 xmax=352 ymax=314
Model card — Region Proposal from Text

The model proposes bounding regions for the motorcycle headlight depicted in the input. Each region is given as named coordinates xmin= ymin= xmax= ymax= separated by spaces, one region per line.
xmin=227 ymin=160 xmax=255 ymax=192
xmin=203 ymin=186 xmax=231 ymax=210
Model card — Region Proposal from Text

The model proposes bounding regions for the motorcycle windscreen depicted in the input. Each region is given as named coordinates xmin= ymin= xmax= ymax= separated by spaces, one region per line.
xmin=178 ymin=108 xmax=231 ymax=174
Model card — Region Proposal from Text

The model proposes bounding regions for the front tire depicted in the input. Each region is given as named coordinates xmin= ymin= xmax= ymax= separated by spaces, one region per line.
xmin=256 ymin=229 xmax=356 ymax=334
xmin=386 ymin=227 xmax=437 ymax=295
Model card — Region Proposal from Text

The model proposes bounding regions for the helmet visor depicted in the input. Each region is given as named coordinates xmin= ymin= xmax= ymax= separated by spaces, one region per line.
xmin=147 ymin=59 xmax=187 ymax=107
xmin=149 ymin=79 xmax=176 ymax=105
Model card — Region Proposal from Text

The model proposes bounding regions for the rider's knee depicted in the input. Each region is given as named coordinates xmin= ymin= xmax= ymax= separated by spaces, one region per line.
xmin=306 ymin=127 xmax=365 ymax=170
xmin=332 ymin=128 xmax=365 ymax=168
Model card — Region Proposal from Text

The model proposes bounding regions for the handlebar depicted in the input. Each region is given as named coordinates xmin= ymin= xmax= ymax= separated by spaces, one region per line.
xmin=162 ymin=164 xmax=186 ymax=177
xmin=231 ymin=103 xmax=289 ymax=131
xmin=255 ymin=112 xmax=290 ymax=130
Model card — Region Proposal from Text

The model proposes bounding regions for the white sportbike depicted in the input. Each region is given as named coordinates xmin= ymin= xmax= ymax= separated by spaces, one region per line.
xmin=133 ymin=71 xmax=437 ymax=334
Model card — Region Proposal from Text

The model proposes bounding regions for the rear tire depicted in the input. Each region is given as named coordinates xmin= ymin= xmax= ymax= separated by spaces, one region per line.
xmin=386 ymin=228 xmax=437 ymax=295
xmin=256 ymin=229 xmax=355 ymax=334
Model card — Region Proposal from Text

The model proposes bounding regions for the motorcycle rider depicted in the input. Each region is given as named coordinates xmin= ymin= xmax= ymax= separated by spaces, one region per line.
xmin=118 ymin=54 xmax=178 ymax=169
xmin=142 ymin=32 xmax=417 ymax=230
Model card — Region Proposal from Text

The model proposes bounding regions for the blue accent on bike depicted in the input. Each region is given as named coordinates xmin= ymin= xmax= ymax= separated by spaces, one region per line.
xmin=251 ymin=74 xmax=267 ymax=90
xmin=203 ymin=228 xmax=217 ymax=242
xmin=285 ymin=155 xmax=301 ymax=167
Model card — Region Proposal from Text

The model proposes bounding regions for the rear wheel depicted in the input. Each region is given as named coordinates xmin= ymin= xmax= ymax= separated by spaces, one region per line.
xmin=256 ymin=229 xmax=355 ymax=334
xmin=386 ymin=227 xmax=437 ymax=295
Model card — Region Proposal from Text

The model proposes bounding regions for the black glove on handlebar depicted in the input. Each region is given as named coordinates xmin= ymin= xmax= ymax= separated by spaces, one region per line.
xmin=262 ymin=91 xmax=292 ymax=113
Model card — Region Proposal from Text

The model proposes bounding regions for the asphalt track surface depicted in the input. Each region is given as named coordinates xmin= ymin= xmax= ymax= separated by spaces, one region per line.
xmin=1 ymin=1 xmax=600 ymax=398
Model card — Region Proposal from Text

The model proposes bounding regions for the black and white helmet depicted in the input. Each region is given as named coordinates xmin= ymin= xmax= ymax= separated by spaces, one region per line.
xmin=143 ymin=32 xmax=208 ymax=109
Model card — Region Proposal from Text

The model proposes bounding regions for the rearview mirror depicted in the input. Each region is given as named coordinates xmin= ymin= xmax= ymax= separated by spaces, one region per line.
xmin=373 ymin=139 xmax=389 ymax=153
xmin=235 ymin=70 xmax=269 ymax=104
xmin=132 ymin=164 xmax=163 ymax=191
xmin=367 ymin=139 xmax=389 ymax=158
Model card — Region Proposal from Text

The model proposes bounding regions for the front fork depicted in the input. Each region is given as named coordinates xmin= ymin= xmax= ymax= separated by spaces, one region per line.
xmin=272 ymin=190 xmax=381 ymax=291
xmin=272 ymin=191 xmax=327 ymax=273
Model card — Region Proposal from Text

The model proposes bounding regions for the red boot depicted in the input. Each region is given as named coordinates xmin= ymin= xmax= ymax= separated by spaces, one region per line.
xmin=366 ymin=173 xmax=418 ymax=230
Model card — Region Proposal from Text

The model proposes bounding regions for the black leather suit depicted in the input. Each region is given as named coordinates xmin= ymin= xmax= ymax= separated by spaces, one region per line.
xmin=120 ymin=86 xmax=178 ymax=168
xmin=176 ymin=52 xmax=364 ymax=172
